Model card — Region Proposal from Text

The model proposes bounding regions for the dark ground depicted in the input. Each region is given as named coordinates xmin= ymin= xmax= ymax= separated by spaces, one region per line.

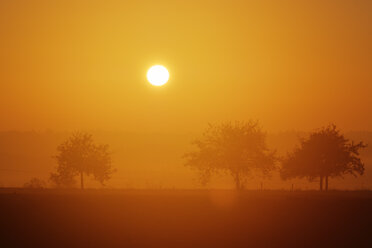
xmin=0 ymin=189 xmax=371 ymax=248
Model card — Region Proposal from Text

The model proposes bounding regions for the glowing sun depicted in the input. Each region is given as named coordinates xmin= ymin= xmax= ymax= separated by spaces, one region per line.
xmin=147 ymin=65 xmax=169 ymax=86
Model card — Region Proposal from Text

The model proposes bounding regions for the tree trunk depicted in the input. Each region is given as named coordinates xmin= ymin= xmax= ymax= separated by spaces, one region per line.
xmin=325 ymin=175 xmax=328 ymax=191
xmin=319 ymin=175 xmax=323 ymax=191
xmin=233 ymin=172 xmax=241 ymax=190
xmin=80 ymin=172 xmax=84 ymax=190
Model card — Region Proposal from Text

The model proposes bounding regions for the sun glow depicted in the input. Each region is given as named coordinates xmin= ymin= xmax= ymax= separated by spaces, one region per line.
xmin=147 ymin=65 xmax=169 ymax=86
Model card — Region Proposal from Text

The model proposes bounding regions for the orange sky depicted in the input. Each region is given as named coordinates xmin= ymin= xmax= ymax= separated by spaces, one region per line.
xmin=0 ymin=0 xmax=371 ymax=134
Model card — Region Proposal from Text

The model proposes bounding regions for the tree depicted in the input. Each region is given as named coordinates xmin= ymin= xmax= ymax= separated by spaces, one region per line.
xmin=50 ymin=132 xmax=115 ymax=189
xmin=281 ymin=124 xmax=366 ymax=191
xmin=184 ymin=121 xmax=277 ymax=190
xmin=24 ymin=177 xmax=46 ymax=189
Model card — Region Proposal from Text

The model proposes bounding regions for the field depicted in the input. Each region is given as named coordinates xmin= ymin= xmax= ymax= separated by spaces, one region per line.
xmin=1 ymin=189 xmax=371 ymax=248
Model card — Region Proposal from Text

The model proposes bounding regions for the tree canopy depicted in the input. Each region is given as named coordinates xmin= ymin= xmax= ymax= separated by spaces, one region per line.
xmin=281 ymin=124 xmax=366 ymax=191
xmin=184 ymin=121 xmax=277 ymax=189
xmin=50 ymin=132 xmax=115 ymax=189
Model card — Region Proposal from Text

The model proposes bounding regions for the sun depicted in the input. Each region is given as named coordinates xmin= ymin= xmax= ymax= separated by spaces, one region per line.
xmin=147 ymin=65 xmax=169 ymax=86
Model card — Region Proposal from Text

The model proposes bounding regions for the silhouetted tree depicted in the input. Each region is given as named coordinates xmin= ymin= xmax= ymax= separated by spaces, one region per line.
xmin=281 ymin=125 xmax=366 ymax=191
xmin=184 ymin=121 xmax=277 ymax=190
xmin=50 ymin=132 xmax=115 ymax=189
xmin=23 ymin=177 xmax=46 ymax=189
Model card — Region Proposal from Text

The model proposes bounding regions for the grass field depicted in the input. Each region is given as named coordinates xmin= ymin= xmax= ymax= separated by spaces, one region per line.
xmin=0 ymin=189 xmax=371 ymax=248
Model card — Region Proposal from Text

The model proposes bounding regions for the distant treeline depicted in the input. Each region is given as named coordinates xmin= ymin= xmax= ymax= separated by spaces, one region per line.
xmin=0 ymin=126 xmax=371 ymax=190
xmin=185 ymin=122 xmax=369 ymax=191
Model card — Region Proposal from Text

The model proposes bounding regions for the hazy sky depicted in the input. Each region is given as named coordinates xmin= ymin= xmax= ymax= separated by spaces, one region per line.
xmin=1 ymin=0 xmax=371 ymax=133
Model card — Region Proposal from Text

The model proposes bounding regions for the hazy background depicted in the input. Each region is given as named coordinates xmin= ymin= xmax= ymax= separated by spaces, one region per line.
xmin=0 ymin=0 xmax=371 ymax=188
